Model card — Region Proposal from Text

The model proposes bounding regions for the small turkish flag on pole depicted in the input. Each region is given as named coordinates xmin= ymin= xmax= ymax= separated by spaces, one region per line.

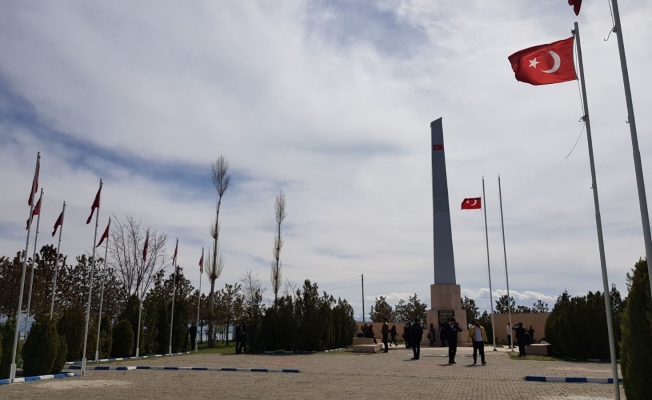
xmin=86 ymin=184 xmax=102 ymax=224
xmin=28 ymin=155 xmax=40 ymax=207
xmin=52 ymin=207 xmax=65 ymax=237
xmin=96 ymin=219 xmax=111 ymax=248
xmin=569 ymin=0 xmax=582 ymax=16
xmin=508 ymin=37 xmax=577 ymax=85
xmin=26 ymin=196 xmax=42 ymax=229
xmin=143 ymin=230 xmax=149 ymax=262
xmin=199 ymin=251 xmax=204 ymax=274
xmin=173 ymin=239 xmax=178 ymax=265
xmin=461 ymin=198 xmax=482 ymax=210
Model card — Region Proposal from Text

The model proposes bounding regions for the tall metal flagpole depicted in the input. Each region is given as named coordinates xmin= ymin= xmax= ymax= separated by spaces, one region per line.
xmin=498 ymin=176 xmax=513 ymax=350
xmin=95 ymin=217 xmax=111 ymax=362
xmin=169 ymin=239 xmax=178 ymax=355
xmin=24 ymin=189 xmax=44 ymax=337
xmin=81 ymin=179 xmax=102 ymax=376
xmin=195 ymin=247 xmax=203 ymax=353
xmin=482 ymin=177 xmax=497 ymax=351
xmin=50 ymin=201 xmax=66 ymax=319
xmin=361 ymin=274 xmax=365 ymax=323
xmin=10 ymin=152 xmax=40 ymax=382
xmin=609 ymin=0 xmax=652 ymax=296
xmin=136 ymin=229 xmax=148 ymax=358
xmin=573 ymin=22 xmax=620 ymax=400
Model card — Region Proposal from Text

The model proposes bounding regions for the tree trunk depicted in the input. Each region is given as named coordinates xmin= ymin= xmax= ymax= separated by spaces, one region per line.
xmin=207 ymin=279 xmax=216 ymax=347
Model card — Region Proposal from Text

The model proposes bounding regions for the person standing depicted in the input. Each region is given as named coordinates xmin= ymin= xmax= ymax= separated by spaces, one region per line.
xmin=528 ymin=325 xmax=535 ymax=344
xmin=389 ymin=325 xmax=398 ymax=347
xmin=235 ymin=322 xmax=243 ymax=354
xmin=439 ymin=323 xmax=446 ymax=347
xmin=513 ymin=322 xmax=527 ymax=357
xmin=403 ymin=322 xmax=411 ymax=349
xmin=410 ymin=319 xmax=423 ymax=360
xmin=445 ymin=318 xmax=463 ymax=364
xmin=506 ymin=323 xmax=512 ymax=349
xmin=239 ymin=323 xmax=247 ymax=354
xmin=468 ymin=320 xmax=487 ymax=365
xmin=381 ymin=319 xmax=389 ymax=353
xmin=189 ymin=323 xmax=198 ymax=351
xmin=428 ymin=323 xmax=436 ymax=347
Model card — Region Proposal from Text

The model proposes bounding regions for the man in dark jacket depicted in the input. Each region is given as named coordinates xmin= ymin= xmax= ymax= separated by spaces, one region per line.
xmin=410 ymin=319 xmax=424 ymax=360
xmin=189 ymin=323 xmax=198 ymax=352
xmin=444 ymin=318 xmax=463 ymax=364
xmin=513 ymin=322 xmax=527 ymax=357
xmin=235 ymin=323 xmax=243 ymax=354
xmin=381 ymin=319 xmax=389 ymax=353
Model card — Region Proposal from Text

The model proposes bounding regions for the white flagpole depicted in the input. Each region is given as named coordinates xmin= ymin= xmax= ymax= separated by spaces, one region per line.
xmin=482 ymin=177 xmax=496 ymax=351
xmin=24 ymin=188 xmax=44 ymax=338
xmin=95 ymin=217 xmax=111 ymax=362
xmin=573 ymin=22 xmax=620 ymax=400
xmin=196 ymin=247 xmax=203 ymax=353
xmin=498 ymin=175 xmax=513 ymax=351
xmin=609 ymin=0 xmax=652 ymax=297
xmin=169 ymin=238 xmax=178 ymax=355
xmin=81 ymin=179 xmax=102 ymax=376
xmin=135 ymin=229 xmax=148 ymax=358
xmin=50 ymin=201 xmax=66 ymax=319
xmin=10 ymin=152 xmax=40 ymax=382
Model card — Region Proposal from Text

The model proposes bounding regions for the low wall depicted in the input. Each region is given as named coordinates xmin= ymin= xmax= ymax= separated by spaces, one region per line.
xmin=355 ymin=322 xmax=406 ymax=341
xmin=491 ymin=313 xmax=550 ymax=345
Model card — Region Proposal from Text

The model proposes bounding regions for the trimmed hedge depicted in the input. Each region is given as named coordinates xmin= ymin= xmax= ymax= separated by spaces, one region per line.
xmin=0 ymin=319 xmax=17 ymax=379
xmin=22 ymin=316 xmax=61 ymax=376
xmin=57 ymin=307 xmax=85 ymax=362
xmin=111 ymin=319 xmax=134 ymax=358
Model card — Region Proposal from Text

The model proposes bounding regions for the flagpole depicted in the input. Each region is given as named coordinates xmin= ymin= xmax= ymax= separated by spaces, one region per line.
xmin=498 ymin=175 xmax=513 ymax=351
xmin=196 ymin=247 xmax=203 ymax=353
xmin=609 ymin=0 xmax=652 ymax=297
xmin=169 ymin=239 xmax=178 ymax=355
xmin=10 ymin=152 xmax=40 ymax=383
xmin=573 ymin=22 xmax=620 ymax=400
xmin=81 ymin=179 xmax=102 ymax=376
xmin=135 ymin=229 xmax=148 ymax=358
xmin=24 ymin=188 xmax=44 ymax=338
xmin=481 ymin=177 xmax=496 ymax=351
xmin=50 ymin=202 xmax=66 ymax=319
xmin=95 ymin=217 xmax=111 ymax=362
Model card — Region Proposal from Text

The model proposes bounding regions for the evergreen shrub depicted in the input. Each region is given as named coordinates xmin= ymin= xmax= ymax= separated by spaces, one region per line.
xmin=111 ymin=319 xmax=134 ymax=358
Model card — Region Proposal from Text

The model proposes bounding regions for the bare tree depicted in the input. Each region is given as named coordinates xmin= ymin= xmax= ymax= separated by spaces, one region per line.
xmin=271 ymin=189 xmax=287 ymax=304
xmin=109 ymin=215 xmax=169 ymax=300
xmin=282 ymin=279 xmax=298 ymax=299
xmin=241 ymin=269 xmax=265 ymax=304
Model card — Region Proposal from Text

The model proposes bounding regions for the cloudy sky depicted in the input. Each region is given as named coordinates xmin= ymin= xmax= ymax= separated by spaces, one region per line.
xmin=1 ymin=0 xmax=651 ymax=318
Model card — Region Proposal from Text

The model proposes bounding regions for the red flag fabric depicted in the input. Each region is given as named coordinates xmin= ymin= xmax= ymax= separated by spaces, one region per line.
xmin=26 ymin=196 xmax=42 ymax=229
xmin=28 ymin=158 xmax=40 ymax=207
xmin=52 ymin=209 xmax=64 ymax=237
xmin=173 ymin=240 xmax=178 ymax=265
xmin=86 ymin=185 xmax=102 ymax=224
xmin=199 ymin=253 xmax=204 ymax=274
xmin=96 ymin=220 xmax=111 ymax=248
xmin=508 ymin=37 xmax=577 ymax=85
xmin=142 ymin=231 xmax=149 ymax=262
xmin=461 ymin=198 xmax=482 ymax=210
xmin=569 ymin=0 xmax=582 ymax=16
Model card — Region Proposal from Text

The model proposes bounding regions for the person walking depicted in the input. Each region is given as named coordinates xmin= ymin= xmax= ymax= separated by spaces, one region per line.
xmin=444 ymin=318 xmax=463 ymax=364
xmin=381 ymin=319 xmax=389 ymax=353
xmin=189 ymin=323 xmax=198 ymax=351
xmin=506 ymin=322 xmax=512 ymax=349
xmin=513 ymin=322 xmax=527 ymax=357
xmin=410 ymin=319 xmax=423 ymax=360
xmin=428 ymin=323 xmax=436 ymax=347
xmin=389 ymin=325 xmax=398 ymax=347
xmin=468 ymin=320 xmax=487 ymax=365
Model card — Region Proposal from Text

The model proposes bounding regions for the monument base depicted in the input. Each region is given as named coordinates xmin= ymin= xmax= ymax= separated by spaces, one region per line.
xmin=424 ymin=284 xmax=469 ymax=346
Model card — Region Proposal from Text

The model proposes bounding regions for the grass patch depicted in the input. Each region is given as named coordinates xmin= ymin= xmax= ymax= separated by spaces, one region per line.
xmin=507 ymin=352 xmax=564 ymax=362
xmin=196 ymin=342 xmax=237 ymax=355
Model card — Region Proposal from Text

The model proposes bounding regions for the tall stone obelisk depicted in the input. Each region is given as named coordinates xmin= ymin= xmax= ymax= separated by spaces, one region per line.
xmin=426 ymin=118 xmax=468 ymax=345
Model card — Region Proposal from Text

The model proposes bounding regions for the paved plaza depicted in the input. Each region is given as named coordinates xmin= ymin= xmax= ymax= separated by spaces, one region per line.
xmin=0 ymin=346 xmax=625 ymax=399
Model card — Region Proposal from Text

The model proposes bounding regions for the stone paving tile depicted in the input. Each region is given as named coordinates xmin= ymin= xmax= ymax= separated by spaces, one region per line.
xmin=0 ymin=346 xmax=626 ymax=399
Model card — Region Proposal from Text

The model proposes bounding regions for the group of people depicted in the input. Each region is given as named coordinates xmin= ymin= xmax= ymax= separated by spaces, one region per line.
xmin=507 ymin=322 xmax=533 ymax=357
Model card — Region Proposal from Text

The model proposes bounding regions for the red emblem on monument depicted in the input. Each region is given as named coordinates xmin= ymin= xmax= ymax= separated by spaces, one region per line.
xmin=433 ymin=144 xmax=443 ymax=151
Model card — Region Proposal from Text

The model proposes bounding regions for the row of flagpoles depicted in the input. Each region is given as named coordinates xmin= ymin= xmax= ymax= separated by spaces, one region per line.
xmin=8 ymin=153 xmax=209 ymax=382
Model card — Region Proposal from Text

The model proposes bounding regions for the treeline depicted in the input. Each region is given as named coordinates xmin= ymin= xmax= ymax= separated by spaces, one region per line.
xmin=368 ymin=294 xmax=428 ymax=324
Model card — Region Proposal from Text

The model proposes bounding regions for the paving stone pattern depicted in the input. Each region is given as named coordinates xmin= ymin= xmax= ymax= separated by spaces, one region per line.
xmin=0 ymin=346 xmax=626 ymax=399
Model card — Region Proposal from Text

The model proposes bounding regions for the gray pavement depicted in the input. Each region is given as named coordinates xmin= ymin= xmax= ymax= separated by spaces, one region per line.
xmin=0 ymin=345 xmax=625 ymax=399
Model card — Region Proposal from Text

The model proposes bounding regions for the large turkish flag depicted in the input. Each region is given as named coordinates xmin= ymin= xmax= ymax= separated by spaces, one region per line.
xmin=508 ymin=37 xmax=577 ymax=86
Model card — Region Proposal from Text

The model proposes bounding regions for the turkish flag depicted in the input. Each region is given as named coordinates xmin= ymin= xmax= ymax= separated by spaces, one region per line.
xmin=28 ymin=158 xmax=40 ymax=207
xmin=52 ymin=209 xmax=64 ymax=237
xmin=26 ymin=196 xmax=42 ymax=229
xmin=172 ymin=240 xmax=178 ymax=265
xmin=86 ymin=184 xmax=102 ymax=224
xmin=508 ymin=37 xmax=577 ymax=85
xmin=199 ymin=252 xmax=204 ymax=274
xmin=142 ymin=230 xmax=149 ymax=262
xmin=569 ymin=0 xmax=582 ymax=16
xmin=461 ymin=198 xmax=481 ymax=210
xmin=96 ymin=220 xmax=111 ymax=248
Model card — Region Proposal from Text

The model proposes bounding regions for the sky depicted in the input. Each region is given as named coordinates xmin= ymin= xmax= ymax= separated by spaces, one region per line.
xmin=1 ymin=0 xmax=651 ymax=319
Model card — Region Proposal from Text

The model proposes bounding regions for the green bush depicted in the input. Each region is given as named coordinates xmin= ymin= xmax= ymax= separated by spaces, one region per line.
xmin=57 ymin=307 xmax=85 ymax=362
xmin=53 ymin=337 xmax=67 ymax=374
xmin=620 ymin=259 xmax=652 ymax=399
xmin=0 ymin=319 xmax=18 ymax=379
xmin=98 ymin=315 xmax=113 ymax=359
xmin=111 ymin=319 xmax=134 ymax=358
xmin=21 ymin=316 xmax=60 ymax=376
